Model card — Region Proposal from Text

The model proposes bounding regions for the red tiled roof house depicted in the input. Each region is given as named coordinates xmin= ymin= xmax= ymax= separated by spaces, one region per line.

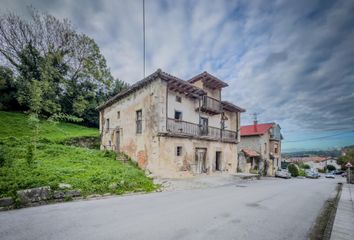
xmin=238 ymin=121 xmax=283 ymax=176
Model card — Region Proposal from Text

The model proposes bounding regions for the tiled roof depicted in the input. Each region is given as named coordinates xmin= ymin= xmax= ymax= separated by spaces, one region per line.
xmin=241 ymin=148 xmax=260 ymax=157
xmin=240 ymin=123 xmax=273 ymax=136
xmin=97 ymin=69 xmax=206 ymax=110
xmin=188 ymin=71 xmax=228 ymax=89
xmin=221 ymin=101 xmax=246 ymax=113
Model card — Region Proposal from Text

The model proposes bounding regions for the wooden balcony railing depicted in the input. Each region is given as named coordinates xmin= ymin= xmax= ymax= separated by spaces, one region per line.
xmin=196 ymin=96 xmax=222 ymax=115
xmin=166 ymin=118 xmax=237 ymax=142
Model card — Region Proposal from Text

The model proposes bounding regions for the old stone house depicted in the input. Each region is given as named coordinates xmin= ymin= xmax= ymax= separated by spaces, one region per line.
xmin=238 ymin=122 xmax=283 ymax=176
xmin=97 ymin=69 xmax=245 ymax=177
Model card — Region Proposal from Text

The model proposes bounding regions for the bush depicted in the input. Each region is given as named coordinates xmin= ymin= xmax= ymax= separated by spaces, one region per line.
xmin=288 ymin=163 xmax=300 ymax=177
xmin=0 ymin=145 xmax=6 ymax=167
xmin=326 ymin=164 xmax=336 ymax=171
xmin=25 ymin=143 xmax=35 ymax=166
xmin=301 ymin=164 xmax=310 ymax=169
xmin=299 ymin=168 xmax=306 ymax=177
xmin=318 ymin=168 xmax=326 ymax=173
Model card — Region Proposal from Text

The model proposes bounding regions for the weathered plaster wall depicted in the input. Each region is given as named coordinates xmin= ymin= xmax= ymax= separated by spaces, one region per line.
xmin=270 ymin=140 xmax=282 ymax=170
xmin=156 ymin=136 xmax=238 ymax=178
xmin=100 ymin=77 xmax=240 ymax=178
xmin=100 ymin=78 xmax=167 ymax=172
xmin=190 ymin=80 xmax=221 ymax=100
xmin=239 ymin=133 xmax=281 ymax=176
xmin=167 ymin=90 xmax=229 ymax=129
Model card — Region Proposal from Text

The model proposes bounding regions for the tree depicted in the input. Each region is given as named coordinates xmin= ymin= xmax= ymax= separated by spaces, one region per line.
xmin=0 ymin=66 xmax=20 ymax=110
xmin=326 ymin=164 xmax=336 ymax=171
xmin=288 ymin=163 xmax=299 ymax=177
xmin=0 ymin=8 xmax=127 ymax=126
xmin=299 ymin=163 xmax=310 ymax=169
xmin=338 ymin=149 xmax=354 ymax=169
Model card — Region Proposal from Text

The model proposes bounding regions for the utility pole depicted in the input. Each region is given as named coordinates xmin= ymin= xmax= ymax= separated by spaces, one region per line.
xmin=142 ymin=0 xmax=146 ymax=78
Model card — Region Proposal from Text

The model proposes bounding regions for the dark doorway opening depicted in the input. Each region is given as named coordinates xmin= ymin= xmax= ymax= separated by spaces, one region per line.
xmin=215 ymin=151 xmax=222 ymax=171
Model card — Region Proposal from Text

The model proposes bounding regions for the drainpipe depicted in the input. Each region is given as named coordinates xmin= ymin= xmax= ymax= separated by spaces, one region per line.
xmin=198 ymin=95 xmax=202 ymax=130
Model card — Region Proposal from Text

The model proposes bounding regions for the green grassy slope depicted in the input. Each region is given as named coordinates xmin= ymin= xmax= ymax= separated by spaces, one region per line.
xmin=0 ymin=111 xmax=98 ymax=141
xmin=0 ymin=111 xmax=156 ymax=198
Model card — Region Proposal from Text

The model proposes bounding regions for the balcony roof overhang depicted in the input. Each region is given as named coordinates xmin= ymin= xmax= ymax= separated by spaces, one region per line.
xmin=97 ymin=69 xmax=206 ymax=111
xmin=163 ymin=72 xmax=206 ymax=98
xmin=221 ymin=101 xmax=246 ymax=113
xmin=188 ymin=71 xmax=228 ymax=89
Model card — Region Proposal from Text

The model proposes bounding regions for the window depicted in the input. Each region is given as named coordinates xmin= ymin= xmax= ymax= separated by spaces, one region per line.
xmin=117 ymin=111 xmax=120 ymax=119
xmin=176 ymin=96 xmax=182 ymax=103
xmin=174 ymin=111 xmax=182 ymax=121
xmin=176 ymin=146 xmax=182 ymax=156
xmin=274 ymin=144 xmax=278 ymax=154
xmin=136 ymin=110 xmax=142 ymax=133
xmin=106 ymin=118 xmax=110 ymax=131
xmin=200 ymin=117 xmax=208 ymax=135
xmin=264 ymin=143 xmax=267 ymax=154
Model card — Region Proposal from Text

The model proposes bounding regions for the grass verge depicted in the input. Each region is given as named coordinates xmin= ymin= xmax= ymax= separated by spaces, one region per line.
xmin=308 ymin=183 xmax=343 ymax=240
xmin=0 ymin=111 xmax=156 ymax=199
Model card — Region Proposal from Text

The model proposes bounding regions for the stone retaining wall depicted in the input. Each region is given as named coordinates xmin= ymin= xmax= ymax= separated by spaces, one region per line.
xmin=0 ymin=185 xmax=82 ymax=210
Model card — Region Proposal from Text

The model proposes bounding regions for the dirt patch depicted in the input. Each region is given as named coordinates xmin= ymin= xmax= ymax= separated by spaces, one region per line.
xmin=308 ymin=183 xmax=343 ymax=240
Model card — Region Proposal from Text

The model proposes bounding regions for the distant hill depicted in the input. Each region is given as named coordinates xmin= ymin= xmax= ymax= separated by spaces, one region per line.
xmin=282 ymin=149 xmax=341 ymax=158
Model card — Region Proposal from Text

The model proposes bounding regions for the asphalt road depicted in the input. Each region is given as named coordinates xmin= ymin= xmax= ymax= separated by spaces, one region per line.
xmin=0 ymin=177 xmax=343 ymax=240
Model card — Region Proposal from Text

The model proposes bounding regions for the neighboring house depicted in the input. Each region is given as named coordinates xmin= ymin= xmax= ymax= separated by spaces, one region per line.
xmin=284 ymin=157 xmax=341 ymax=170
xmin=307 ymin=158 xmax=341 ymax=170
xmin=238 ymin=122 xmax=283 ymax=176
xmin=238 ymin=148 xmax=261 ymax=174
xmin=324 ymin=158 xmax=341 ymax=169
xmin=97 ymin=69 xmax=245 ymax=178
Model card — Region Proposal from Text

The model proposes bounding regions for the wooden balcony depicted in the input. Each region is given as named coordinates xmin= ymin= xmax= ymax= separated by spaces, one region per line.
xmin=164 ymin=118 xmax=237 ymax=143
xmin=196 ymin=96 xmax=222 ymax=115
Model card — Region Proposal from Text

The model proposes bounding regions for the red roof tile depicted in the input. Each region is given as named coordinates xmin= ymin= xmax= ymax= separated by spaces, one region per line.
xmin=240 ymin=123 xmax=273 ymax=136
xmin=241 ymin=148 xmax=260 ymax=157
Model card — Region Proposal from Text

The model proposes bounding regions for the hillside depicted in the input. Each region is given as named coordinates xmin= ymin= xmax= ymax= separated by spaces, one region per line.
xmin=0 ymin=111 xmax=156 ymax=199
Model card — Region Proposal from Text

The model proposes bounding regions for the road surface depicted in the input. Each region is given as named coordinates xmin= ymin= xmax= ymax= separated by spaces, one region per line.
xmin=0 ymin=177 xmax=343 ymax=240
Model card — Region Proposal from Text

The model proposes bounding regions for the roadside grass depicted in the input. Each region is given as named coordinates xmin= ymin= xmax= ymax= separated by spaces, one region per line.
xmin=308 ymin=183 xmax=342 ymax=240
xmin=0 ymin=111 xmax=98 ymax=142
xmin=0 ymin=111 xmax=156 ymax=198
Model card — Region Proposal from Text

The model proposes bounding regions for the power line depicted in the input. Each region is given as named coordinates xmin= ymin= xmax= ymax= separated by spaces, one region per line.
xmin=283 ymin=131 xmax=354 ymax=143
xmin=142 ymin=0 xmax=146 ymax=78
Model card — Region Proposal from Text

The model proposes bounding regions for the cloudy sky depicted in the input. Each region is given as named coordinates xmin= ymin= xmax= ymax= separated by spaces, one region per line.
xmin=1 ymin=0 xmax=354 ymax=152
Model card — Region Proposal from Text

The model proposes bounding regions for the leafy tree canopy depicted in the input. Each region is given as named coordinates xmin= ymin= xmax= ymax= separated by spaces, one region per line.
xmin=338 ymin=149 xmax=354 ymax=169
xmin=0 ymin=8 xmax=128 ymax=126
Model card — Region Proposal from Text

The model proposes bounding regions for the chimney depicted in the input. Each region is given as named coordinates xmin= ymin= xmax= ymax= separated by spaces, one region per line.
xmin=253 ymin=120 xmax=258 ymax=132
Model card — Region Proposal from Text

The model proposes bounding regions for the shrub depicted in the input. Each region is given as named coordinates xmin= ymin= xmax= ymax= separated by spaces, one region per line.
xmin=288 ymin=163 xmax=300 ymax=177
xmin=0 ymin=145 xmax=6 ymax=167
xmin=25 ymin=143 xmax=35 ymax=167
xmin=301 ymin=164 xmax=310 ymax=169
xmin=318 ymin=168 xmax=326 ymax=173
xmin=299 ymin=168 xmax=306 ymax=177
xmin=326 ymin=164 xmax=336 ymax=171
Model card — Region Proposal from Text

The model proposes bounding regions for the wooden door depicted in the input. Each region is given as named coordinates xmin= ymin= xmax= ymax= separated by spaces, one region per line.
xmin=195 ymin=148 xmax=207 ymax=174
xmin=115 ymin=130 xmax=120 ymax=152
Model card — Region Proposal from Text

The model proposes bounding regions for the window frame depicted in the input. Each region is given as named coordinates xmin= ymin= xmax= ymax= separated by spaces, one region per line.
xmin=174 ymin=110 xmax=182 ymax=121
xmin=106 ymin=118 xmax=110 ymax=132
xmin=176 ymin=95 xmax=182 ymax=103
xmin=136 ymin=109 xmax=142 ymax=134
xmin=176 ymin=146 xmax=182 ymax=156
